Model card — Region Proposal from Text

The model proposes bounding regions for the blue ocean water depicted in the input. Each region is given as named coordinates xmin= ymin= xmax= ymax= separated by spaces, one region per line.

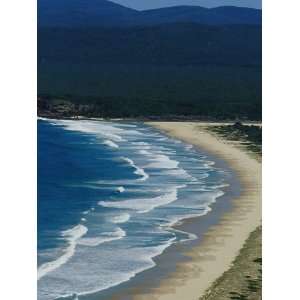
xmin=38 ymin=119 xmax=229 ymax=300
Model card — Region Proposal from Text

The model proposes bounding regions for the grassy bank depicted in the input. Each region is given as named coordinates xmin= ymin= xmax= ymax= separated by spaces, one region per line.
xmin=200 ymin=227 xmax=262 ymax=300
xmin=208 ymin=123 xmax=262 ymax=159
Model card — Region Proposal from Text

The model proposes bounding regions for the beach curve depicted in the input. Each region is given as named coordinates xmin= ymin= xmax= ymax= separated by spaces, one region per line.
xmin=126 ymin=121 xmax=262 ymax=300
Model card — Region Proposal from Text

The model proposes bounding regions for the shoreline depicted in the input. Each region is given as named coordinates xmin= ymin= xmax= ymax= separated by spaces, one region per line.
xmin=126 ymin=122 xmax=262 ymax=300
xmin=75 ymin=120 xmax=241 ymax=300
xmin=38 ymin=115 xmax=261 ymax=126
xmin=84 ymin=121 xmax=260 ymax=300
xmin=39 ymin=119 xmax=261 ymax=300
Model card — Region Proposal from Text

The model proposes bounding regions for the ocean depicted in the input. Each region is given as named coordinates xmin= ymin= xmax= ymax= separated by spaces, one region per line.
xmin=38 ymin=119 xmax=230 ymax=300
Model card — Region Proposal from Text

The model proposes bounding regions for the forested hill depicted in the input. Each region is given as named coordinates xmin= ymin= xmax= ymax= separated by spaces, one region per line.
xmin=38 ymin=0 xmax=138 ymax=28
xmin=38 ymin=24 xmax=261 ymax=66
xmin=38 ymin=0 xmax=262 ymax=120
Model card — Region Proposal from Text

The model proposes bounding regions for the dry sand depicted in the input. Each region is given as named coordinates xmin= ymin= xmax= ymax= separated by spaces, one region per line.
xmin=130 ymin=122 xmax=262 ymax=300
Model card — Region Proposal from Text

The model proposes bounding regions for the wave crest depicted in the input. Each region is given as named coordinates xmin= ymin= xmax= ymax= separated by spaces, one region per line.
xmin=121 ymin=157 xmax=149 ymax=181
xmin=103 ymin=140 xmax=119 ymax=149
xmin=77 ymin=228 xmax=126 ymax=247
xmin=99 ymin=186 xmax=185 ymax=213
xmin=38 ymin=224 xmax=88 ymax=280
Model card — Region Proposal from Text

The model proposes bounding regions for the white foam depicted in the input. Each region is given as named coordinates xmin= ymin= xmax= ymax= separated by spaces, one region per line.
xmin=47 ymin=119 xmax=126 ymax=142
xmin=57 ymin=237 xmax=177 ymax=300
xmin=99 ymin=186 xmax=185 ymax=213
xmin=139 ymin=150 xmax=151 ymax=155
xmin=174 ymin=139 xmax=182 ymax=144
xmin=145 ymin=154 xmax=179 ymax=169
xmin=114 ymin=124 xmax=137 ymax=128
xmin=103 ymin=140 xmax=119 ymax=149
xmin=162 ymin=168 xmax=195 ymax=179
xmin=78 ymin=228 xmax=126 ymax=247
xmin=172 ymin=190 xmax=225 ymax=210
xmin=206 ymin=183 xmax=230 ymax=190
xmin=204 ymin=161 xmax=216 ymax=168
xmin=37 ymin=116 xmax=50 ymax=121
xmin=185 ymin=144 xmax=194 ymax=150
xmin=133 ymin=142 xmax=149 ymax=145
xmin=121 ymin=157 xmax=149 ymax=181
xmin=167 ymin=227 xmax=198 ymax=243
xmin=37 ymin=224 xmax=88 ymax=280
xmin=157 ymin=137 xmax=168 ymax=141
xmin=132 ymin=142 xmax=151 ymax=149
xmin=116 ymin=186 xmax=125 ymax=193
xmin=110 ymin=213 xmax=131 ymax=224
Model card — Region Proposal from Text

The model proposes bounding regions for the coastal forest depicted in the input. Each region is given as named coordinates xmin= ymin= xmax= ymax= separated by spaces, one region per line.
xmin=38 ymin=0 xmax=262 ymax=120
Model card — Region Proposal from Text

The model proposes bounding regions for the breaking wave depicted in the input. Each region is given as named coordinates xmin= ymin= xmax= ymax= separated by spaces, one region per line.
xmin=38 ymin=224 xmax=88 ymax=280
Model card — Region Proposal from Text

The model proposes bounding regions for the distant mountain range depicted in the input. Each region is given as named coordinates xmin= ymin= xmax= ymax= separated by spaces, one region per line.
xmin=38 ymin=0 xmax=261 ymax=27
xmin=110 ymin=0 xmax=262 ymax=11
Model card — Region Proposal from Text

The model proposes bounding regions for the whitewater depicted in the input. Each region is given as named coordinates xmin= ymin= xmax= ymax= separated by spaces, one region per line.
xmin=37 ymin=119 xmax=230 ymax=300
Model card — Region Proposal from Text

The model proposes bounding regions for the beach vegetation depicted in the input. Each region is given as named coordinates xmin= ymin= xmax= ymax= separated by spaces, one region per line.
xmin=209 ymin=124 xmax=262 ymax=155
xmin=200 ymin=226 xmax=262 ymax=300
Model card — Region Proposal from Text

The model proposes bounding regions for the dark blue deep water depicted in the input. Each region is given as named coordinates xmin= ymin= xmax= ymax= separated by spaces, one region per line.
xmin=38 ymin=119 xmax=229 ymax=300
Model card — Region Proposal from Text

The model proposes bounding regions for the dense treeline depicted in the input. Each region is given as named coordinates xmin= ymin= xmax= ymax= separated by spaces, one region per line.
xmin=38 ymin=23 xmax=261 ymax=120
xmin=38 ymin=24 xmax=261 ymax=65
xmin=38 ymin=63 xmax=261 ymax=120
xmin=38 ymin=93 xmax=261 ymax=120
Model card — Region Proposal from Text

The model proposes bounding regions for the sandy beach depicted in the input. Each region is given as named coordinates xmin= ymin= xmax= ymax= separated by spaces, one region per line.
xmin=126 ymin=122 xmax=262 ymax=300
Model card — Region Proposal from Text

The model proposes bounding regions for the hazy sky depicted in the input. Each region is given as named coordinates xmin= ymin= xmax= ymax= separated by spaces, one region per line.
xmin=111 ymin=0 xmax=262 ymax=10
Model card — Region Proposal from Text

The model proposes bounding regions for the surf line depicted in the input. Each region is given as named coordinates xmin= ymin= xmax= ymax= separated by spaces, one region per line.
xmin=37 ymin=224 xmax=88 ymax=280
xmin=121 ymin=157 xmax=149 ymax=181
